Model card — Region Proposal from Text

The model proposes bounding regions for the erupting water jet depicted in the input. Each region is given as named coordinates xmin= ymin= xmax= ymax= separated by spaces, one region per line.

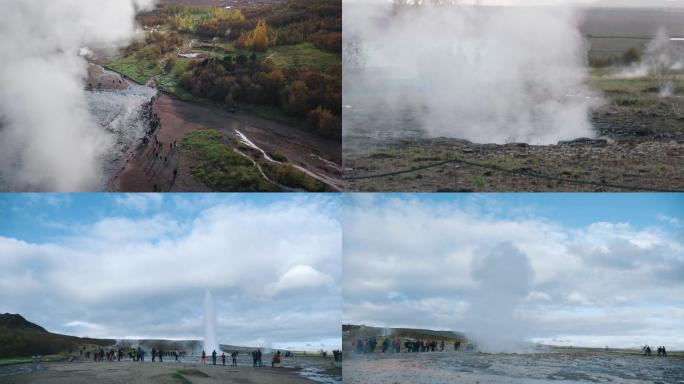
xmin=204 ymin=288 xmax=219 ymax=353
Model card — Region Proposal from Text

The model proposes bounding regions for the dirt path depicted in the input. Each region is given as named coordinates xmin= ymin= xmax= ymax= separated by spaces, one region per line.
xmin=110 ymin=93 xmax=342 ymax=192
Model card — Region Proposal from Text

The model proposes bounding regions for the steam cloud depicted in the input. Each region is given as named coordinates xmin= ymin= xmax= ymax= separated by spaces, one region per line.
xmin=463 ymin=243 xmax=534 ymax=353
xmin=344 ymin=3 xmax=600 ymax=144
xmin=0 ymin=0 xmax=155 ymax=191
xmin=618 ymin=29 xmax=684 ymax=96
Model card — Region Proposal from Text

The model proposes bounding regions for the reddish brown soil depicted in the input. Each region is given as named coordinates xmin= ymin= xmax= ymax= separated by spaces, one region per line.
xmin=110 ymin=93 xmax=342 ymax=192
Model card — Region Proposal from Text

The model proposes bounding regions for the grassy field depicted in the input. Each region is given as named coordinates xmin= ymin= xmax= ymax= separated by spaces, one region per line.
xmin=266 ymin=42 xmax=340 ymax=71
xmin=181 ymin=129 xmax=279 ymax=192
xmin=0 ymin=354 xmax=70 ymax=367
xmin=181 ymin=129 xmax=327 ymax=192
xmin=261 ymin=162 xmax=327 ymax=192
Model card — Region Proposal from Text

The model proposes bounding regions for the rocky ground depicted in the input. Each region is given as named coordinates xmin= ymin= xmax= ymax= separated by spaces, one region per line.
xmin=343 ymin=349 xmax=684 ymax=384
xmin=344 ymin=93 xmax=684 ymax=192
xmin=0 ymin=361 xmax=316 ymax=384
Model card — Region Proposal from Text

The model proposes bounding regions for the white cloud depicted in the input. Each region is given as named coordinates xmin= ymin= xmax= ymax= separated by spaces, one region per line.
xmin=657 ymin=214 xmax=681 ymax=227
xmin=0 ymin=197 xmax=342 ymax=350
xmin=566 ymin=291 xmax=594 ymax=305
xmin=267 ymin=265 xmax=335 ymax=295
xmin=343 ymin=197 xmax=684 ymax=349
xmin=112 ymin=194 xmax=163 ymax=213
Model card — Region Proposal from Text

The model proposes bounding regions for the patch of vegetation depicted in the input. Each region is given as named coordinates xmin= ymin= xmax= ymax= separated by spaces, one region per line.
xmin=117 ymin=0 xmax=341 ymax=140
xmin=171 ymin=372 xmax=192 ymax=384
xmin=262 ymin=162 xmax=327 ymax=192
xmin=0 ymin=354 xmax=68 ymax=367
xmin=181 ymin=129 xmax=278 ymax=192
xmin=266 ymin=43 xmax=340 ymax=71
xmin=0 ymin=314 xmax=113 ymax=359
xmin=177 ymin=369 xmax=209 ymax=378
xmin=106 ymin=54 xmax=159 ymax=85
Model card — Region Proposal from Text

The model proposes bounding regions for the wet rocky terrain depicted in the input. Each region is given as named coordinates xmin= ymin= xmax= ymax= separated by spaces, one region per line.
xmin=343 ymin=350 xmax=684 ymax=384
xmin=344 ymin=94 xmax=684 ymax=192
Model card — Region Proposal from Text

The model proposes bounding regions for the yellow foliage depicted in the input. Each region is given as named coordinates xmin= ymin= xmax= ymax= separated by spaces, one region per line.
xmin=236 ymin=20 xmax=275 ymax=52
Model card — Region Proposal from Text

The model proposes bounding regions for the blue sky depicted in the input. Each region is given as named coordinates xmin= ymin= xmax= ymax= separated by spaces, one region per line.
xmin=0 ymin=193 xmax=327 ymax=243
xmin=0 ymin=193 xmax=342 ymax=351
xmin=343 ymin=193 xmax=684 ymax=350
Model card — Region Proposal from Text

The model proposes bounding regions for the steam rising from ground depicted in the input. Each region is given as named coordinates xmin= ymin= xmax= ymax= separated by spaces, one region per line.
xmin=618 ymin=30 xmax=684 ymax=96
xmin=463 ymin=243 xmax=534 ymax=353
xmin=344 ymin=3 xmax=599 ymax=144
xmin=0 ymin=0 xmax=155 ymax=191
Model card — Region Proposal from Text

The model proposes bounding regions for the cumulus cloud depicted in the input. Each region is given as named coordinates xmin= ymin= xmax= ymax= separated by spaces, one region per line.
xmin=113 ymin=194 xmax=164 ymax=213
xmin=0 ymin=195 xmax=342 ymax=350
xmin=267 ymin=265 xmax=335 ymax=296
xmin=343 ymin=195 xmax=684 ymax=349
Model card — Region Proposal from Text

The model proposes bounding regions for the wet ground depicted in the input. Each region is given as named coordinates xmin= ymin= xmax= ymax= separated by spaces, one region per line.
xmin=86 ymin=65 xmax=341 ymax=192
xmin=343 ymin=80 xmax=684 ymax=192
xmin=85 ymin=66 xmax=157 ymax=189
xmin=0 ymin=353 xmax=340 ymax=384
xmin=343 ymin=351 xmax=684 ymax=384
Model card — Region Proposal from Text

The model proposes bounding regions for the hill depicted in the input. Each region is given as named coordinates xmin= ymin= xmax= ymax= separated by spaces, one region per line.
xmin=0 ymin=314 xmax=114 ymax=359
xmin=342 ymin=324 xmax=467 ymax=351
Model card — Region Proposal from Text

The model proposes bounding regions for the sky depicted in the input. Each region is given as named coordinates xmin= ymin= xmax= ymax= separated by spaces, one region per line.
xmin=343 ymin=193 xmax=684 ymax=350
xmin=0 ymin=193 xmax=342 ymax=351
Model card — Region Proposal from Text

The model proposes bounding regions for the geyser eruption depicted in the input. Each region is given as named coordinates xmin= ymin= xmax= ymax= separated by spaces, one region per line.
xmin=0 ymin=0 xmax=156 ymax=191
xmin=344 ymin=3 xmax=599 ymax=145
xmin=463 ymin=243 xmax=534 ymax=353
xmin=204 ymin=288 xmax=220 ymax=354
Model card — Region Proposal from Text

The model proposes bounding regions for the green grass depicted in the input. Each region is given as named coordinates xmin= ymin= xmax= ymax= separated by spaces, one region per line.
xmin=266 ymin=42 xmax=340 ymax=71
xmin=177 ymin=369 xmax=209 ymax=377
xmin=262 ymin=162 xmax=327 ymax=192
xmin=171 ymin=372 xmax=192 ymax=384
xmin=181 ymin=129 xmax=278 ymax=192
xmin=0 ymin=354 xmax=68 ymax=367
xmin=106 ymin=54 xmax=159 ymax=85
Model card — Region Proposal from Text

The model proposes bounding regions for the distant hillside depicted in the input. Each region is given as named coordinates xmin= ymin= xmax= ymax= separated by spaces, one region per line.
xmin=342 ymin=324 xmax=467 ymax=350
xmin=0 ymin=314 xmax=47 ymax=333
xmin=0 ymin=314 xmax=114 ymax=358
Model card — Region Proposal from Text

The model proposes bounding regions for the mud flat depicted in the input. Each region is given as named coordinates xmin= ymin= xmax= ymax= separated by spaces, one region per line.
xmin=343 ymin=350 xmax=684 ymax=384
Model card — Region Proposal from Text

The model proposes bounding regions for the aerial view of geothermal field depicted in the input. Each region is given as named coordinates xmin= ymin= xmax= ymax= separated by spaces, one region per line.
xmin=342 ymin=194 xmax=684 ymax=384
xmin=343 ymin=0 xmax=684 ymax=192
xmin=0 ymin=194 xmax=342 ymax=384
xmin=0 ymin=0 xmax=341 ymax=192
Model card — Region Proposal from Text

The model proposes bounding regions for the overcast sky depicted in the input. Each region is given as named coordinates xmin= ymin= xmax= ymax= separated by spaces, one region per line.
xmin=0 ymin=194 xmax=341 ymax=351
xmin=343 ymin=194 xmax=684 ymax=350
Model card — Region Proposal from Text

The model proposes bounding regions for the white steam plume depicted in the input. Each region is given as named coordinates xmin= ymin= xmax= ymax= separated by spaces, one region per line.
xmin=0 ymin=0 xmax=156 ymax=191
xmin=344 ymin=3 xmax=600 ymax=145
xmin=615 ymin=29 xmax=683 ymax=96
xmin=463 ymin=243 xmax=534 ymax=353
